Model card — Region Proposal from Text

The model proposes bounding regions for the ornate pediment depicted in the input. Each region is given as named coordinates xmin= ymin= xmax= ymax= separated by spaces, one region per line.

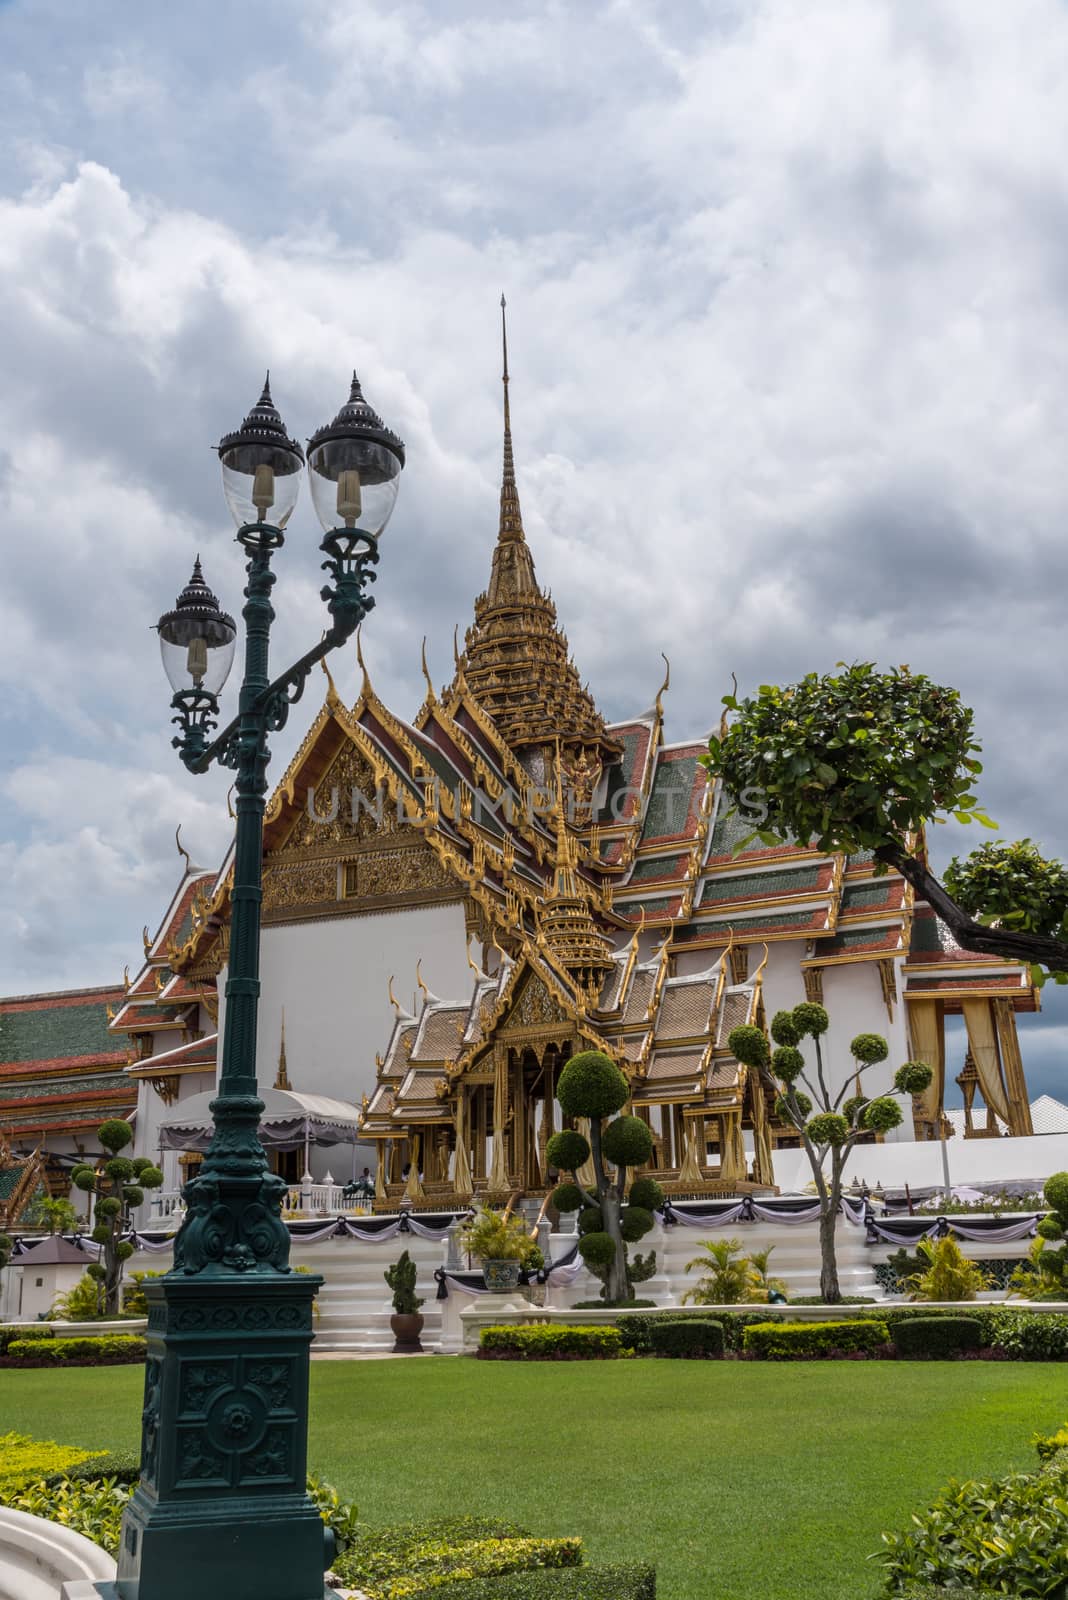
xmin=497 ymin=971 xmax=570 ymax=1035
xmin=277 ymin=743 xmax=398 ymax=855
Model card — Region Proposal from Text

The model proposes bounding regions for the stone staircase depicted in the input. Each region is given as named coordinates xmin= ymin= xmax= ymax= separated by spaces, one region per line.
xmin=289 ymin=1233 xmax=450 ymax=1354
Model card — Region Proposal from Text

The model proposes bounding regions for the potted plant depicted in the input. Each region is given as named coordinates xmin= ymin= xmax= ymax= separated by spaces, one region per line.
xmin=384 ymin=1250 xmax=425 ymax=1352
xmin=458 ymin=1205 xmax=543 ymax=1292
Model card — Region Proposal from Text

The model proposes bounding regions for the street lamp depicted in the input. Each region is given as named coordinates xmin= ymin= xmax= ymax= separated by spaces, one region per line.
xmin=117 ymin=375 xmax=403 ymax=1600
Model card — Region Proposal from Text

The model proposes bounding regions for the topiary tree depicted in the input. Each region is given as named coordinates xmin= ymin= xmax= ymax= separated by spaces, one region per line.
xmin=704 ymin=663 xmax=1068 ymax=983
xmin=384 ymin=1250 xmax=424 ymax=1315
xmin=546 ymin=1050 xmax=661 ymax=1304
xmin=730 ymin=1009 xmax=932 ymax=1303
xmin=1009 ymin=1171 xmax=1068 ymax=1299
xmin=68 ymin=1120 xmax=163 ymax=1316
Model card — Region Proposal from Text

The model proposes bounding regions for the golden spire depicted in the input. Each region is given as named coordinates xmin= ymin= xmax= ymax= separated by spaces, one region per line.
xmin=274 ymin=1010 xmax=292 ymax=1091
xmin=498 ymin=293 xmax=524 ymax=546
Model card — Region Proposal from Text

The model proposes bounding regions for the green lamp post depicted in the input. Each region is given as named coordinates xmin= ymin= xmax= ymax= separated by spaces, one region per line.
xmin=115 ymin=374 xmax=404 ymax=1600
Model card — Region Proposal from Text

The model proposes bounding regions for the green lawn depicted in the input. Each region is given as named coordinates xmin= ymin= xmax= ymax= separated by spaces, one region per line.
xmin=3 ymin=1360 xmax=1066 ymax=1600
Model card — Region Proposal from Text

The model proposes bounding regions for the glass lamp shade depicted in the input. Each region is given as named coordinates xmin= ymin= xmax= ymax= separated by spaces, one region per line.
xmin=158 ymin=560 xmax=237 ymax=696
xmin=217 ymin=375 xmax=305 ymax=530
xmin=307 ymin=372 xmax=405 ymax=538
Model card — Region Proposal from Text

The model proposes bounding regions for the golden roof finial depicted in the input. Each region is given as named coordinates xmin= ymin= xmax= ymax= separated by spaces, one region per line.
xmin=753 ymin=941 xmax=770 ymax=985
xmin=415 ymin=959 xmax=430 ymax=1002
xmin=274 ymin=1009 xmax=292 ymax=1091
xmin=497 ymin=293 xmax=525 ymax=546
xmin=629 ymin=905 xmax=647 ymax=954
xmin=655 ymin=653 xmax=671 ymax=721
xmin=466 ymin=933 xmax=486 ymax=980
xmin=142 ymin=925 xmax=152 ymax=958
xmin=420 ymin=636 xmax=436 ymax=705
xmin=226 ymin=783 xmax=236 ymax=820
xmin=320 ymin=652 xmax=341 ymax=709
xmin=388 ymin=974 xmax=402 ymax=1016
xmin=175 ymin=825 xmax=192 ymax=873
xmin=356 ymin=625 xmax=372 ymax=699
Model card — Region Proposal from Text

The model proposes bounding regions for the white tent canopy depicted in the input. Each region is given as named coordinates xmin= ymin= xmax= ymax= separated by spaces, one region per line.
xmin=158 ymin=1087 xmax=360 ymax=1153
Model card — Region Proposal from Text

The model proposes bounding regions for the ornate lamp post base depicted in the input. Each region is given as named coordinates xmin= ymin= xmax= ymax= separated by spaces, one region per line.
xmin=115 ymin=1273 xmax=331 ymax=1600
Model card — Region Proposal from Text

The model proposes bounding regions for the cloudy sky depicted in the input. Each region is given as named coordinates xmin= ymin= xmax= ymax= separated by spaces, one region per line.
xmin=2 ymin=0 xmax=1066 ymax=1098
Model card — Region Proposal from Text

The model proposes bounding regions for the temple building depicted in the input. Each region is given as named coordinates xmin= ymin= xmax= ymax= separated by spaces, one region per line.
xmin=0 ymin=320 xmax=1041 ymax=1218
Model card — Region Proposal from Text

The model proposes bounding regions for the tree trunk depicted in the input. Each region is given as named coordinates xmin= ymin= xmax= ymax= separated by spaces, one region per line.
xmin=590 ymin=1118 xmax=629 ymax=1302
xmin=818 ymin=1203 xmax=840 ymax=1303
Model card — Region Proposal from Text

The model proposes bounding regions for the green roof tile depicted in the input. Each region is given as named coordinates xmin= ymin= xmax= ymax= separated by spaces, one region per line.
xmin=841 ymin=884 xmax=892 ymax=913
xmin=642 ymin=755 xmax=700 ymax=841
xmin=628 ymin=854 xmax=686 ymax=884
xmin=0 ymin=1072 xmax=126 ymax=1104
xmin=701 ymin=866 xmax=821 ymax=905
xmin=0 ymin=999 xmax=120 ymax=1065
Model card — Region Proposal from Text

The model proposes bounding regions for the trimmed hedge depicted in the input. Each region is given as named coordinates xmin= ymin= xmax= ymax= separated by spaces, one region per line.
xmin=893 ymin=1317 xmax=982 ymax=1359
xmin=0 ymin=1326 xmax=53 ymax=1357
xmin=43 ymin=1450 xmax=142 ymax=1486
xmin=647 ymin=1319 xmax=724 ymax=1359
xmin=479 ymin=1325 xmax=624 ymax=1360
xmin=5 ymin=1334 xmax=146 ymax=1366
xmin=333 ymin=1517 xmax=583 ymax=1597
xmin=406 ymin=1565 xmax=656 ymax=1599
xmin=617 ymin=1310 xmax=761 ymax=1354
xmin=742 ymin=1320 xmax=889 ymax=1360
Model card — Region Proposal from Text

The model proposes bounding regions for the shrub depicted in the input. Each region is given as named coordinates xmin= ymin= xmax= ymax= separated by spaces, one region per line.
xmin=682 ymin=1239 xmax=754 ymax=1305
xmin=0 ymin=1326 xmax=54 ymax=1356
xmin=788 ymin=1295 xmax=876 ymax=1306
xmin=877 ymin=1448 xmax=1068 ymax=1594
xmin=121 ymin=1270 xmax=166 ymax=1316
xmin=647 ymin=1318 xmax=724 ymax=1358
xmin=987 ymin=1310 xmax=1068 ymax=1360
xmin=51 ymin=1271 xmax=106 ymax=1321
xmin=893 ymin=1317 xmax=982 ymax=1358
xmin=479 ymin=1325 xmax=624 ymax=1360
xmin=577 ymin=1207 xmax=604 ymax=1236
xmin=332 ymin=1515 xmax=583 ymax=1598
xmin=5 ymin=1466 xmax=355 ymax=1562
xmin=406 ymin=1567 xmax=657 ymax=1599
xmin=4 ymin=1474 xmax=131 ymax=1555
xmin=618 ymin=1312 xmax=731 ymax=1353
xmin=905 ymin=1236 xmax=991 ymax=1301
xmin=742 ymin=1320 xmax=889 ymax=1359
xmin=5 ymin=1335 xmax=146 ymax=1365
xmin=0 ymin=1433 xmax=104 ymax=1490
xmin=1032 ymin=1422 xmax=1068 ymax=1463
xmin=44 ymin=1450 xmax=142 ymax=1486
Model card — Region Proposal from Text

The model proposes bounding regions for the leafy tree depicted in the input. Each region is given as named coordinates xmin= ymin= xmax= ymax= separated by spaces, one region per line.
xmin=705 ymin=663 xmax=1068 ymax=981
xmin=28 ymin=1196 xmax=79 ymax=1236
xmin=547 ymin=1051 xmax=661 ymax=1304
xmin=729 ymin=1009 xmax=932 ymax=1303
xmin=68 ymin=1120 xmax=163 ymax=1315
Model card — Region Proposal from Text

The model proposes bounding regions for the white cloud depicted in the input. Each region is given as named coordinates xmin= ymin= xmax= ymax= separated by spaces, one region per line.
xmin=0 ymin=0 xmax=1066 ymax=1008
